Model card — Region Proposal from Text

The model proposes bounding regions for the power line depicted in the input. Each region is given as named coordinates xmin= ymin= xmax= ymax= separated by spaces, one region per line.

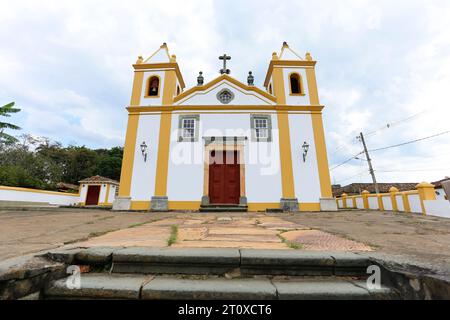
xmin=369 ymin=130 xmax=450 ymax=153
xmin=377 ymin=168 xmax=450 ymax=173
xmin=329 ymin=110 xmax=429 ymax=156
xmin=334 ymin=170 xmax=369 ymax=184
xmin=364 ymin=110 xmax=428 ymax=138
xmin=330 ymin=151 xmax=364 ymax=171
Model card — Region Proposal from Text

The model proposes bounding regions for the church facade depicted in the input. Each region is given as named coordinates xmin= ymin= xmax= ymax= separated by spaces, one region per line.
xmin=113 ymin=43 xmax=337 ymax=212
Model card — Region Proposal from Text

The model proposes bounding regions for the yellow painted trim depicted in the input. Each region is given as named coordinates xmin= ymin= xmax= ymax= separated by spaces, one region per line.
xmin=168 ymin=201 xmax=201 ymax=210
xmin=128 ymin=105 xmax=324 ymax=113
xmin=277 ymin=113 xmax=295 ymax=199
xmin=272 ymin=66 xmax=295 ymax=199
xmin=264 ymin=60 xmax=317 ymax=87
xmin=288 ymin=72 xmax=306 ymax=96
xmin=402 ymin=192 xmax=411 ymax=213
xmin=377 ymin=195 xmax=385 ymax=211
xmin=307 ymin=66 xmax=332 ymax=199
xmin=153 ymin=70 xmax=176 ymax=197
xmin=248 ymin=203 xmax=279 ymax=211
xmin=144 ymin=75 xmax=161 ymax=98
xmin=416 ymin=182 xmax=436 ymax=215
xmin=361 ymin=191 xmax=370 ymax=209
xmin=133 ymin=62 xmax=185 ymax=88
xmin=342 ymin=194 xmax=348 ymax=209
xmin=173 ymin=74 xmax=276 ymax=103
xmin=130 ymin=201 xmax=151 ymax=210
xmin=104 ymin=184 xmax=111 ymax=204
xmin=118 ymin=69 xmax=144 ymax=197
xmin=306 ymin=68 xmax=320 ymax=105
xmin=389 ymin=187 xmax=399 ymax=211
xmin=299 ymin=203 xmax=321 ymax=212
xmin=118 ymin=114 xmax=140 ymax=197
xmin=0 ymin=185 xmax=79 ymax=197
xmin=311 ymin=113 xmax=333 ymax=198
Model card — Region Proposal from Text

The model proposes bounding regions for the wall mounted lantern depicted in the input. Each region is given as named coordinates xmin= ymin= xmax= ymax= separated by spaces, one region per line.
xmin=140 ymin=142 xmax=148 ymax=162
xmin=302 ymin=141 xmax=310 ymax=162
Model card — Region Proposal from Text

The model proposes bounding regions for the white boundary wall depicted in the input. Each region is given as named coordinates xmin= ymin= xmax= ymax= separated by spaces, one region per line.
xmin=0 ymin=186 xmax=79 ymax=205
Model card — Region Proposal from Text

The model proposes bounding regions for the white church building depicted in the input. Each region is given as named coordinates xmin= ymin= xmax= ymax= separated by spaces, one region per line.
xmin=113 ymin=42 xmax=336 ymax=212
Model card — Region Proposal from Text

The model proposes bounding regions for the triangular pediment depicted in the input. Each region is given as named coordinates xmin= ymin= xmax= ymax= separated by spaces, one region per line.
xmin=144 ymin=43 xmax=171 ymax=64
xmin=174 ymin=75 xmax=276 ymax=106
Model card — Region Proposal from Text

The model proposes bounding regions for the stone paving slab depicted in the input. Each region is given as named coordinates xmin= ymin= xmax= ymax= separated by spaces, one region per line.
xmin=281 ymin=230 xmax=373 ymax=251
xmin=142 ymin=277 xmax=277 ymax=300
xmin=172 ymin=241 xmax=290 ymax=249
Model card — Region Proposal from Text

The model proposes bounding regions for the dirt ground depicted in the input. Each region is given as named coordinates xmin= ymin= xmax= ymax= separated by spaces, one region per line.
xmin=0 ymin=208 xmax=449 ymax=274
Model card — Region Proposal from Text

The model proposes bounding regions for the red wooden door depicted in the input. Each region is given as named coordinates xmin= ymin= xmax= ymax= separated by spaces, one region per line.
xmin=209 ymin=151 xmax=240 ymax=205
xmin=86 ymin=185 xmax=101 ymax=205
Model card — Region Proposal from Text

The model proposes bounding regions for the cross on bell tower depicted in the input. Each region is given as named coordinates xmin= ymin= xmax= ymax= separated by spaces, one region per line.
xmin=219 ymin=54 xmax=231 ymax=74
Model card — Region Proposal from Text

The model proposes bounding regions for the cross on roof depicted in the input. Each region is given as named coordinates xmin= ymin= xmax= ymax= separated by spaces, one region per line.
xmin=219 ymin=54 xmax=231 ymax=74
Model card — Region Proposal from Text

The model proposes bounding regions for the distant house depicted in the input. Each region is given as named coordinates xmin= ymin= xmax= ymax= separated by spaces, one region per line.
xmin=79 ymin=176 xmax=119 ymax=207
xmin=56 ymin=182 xmax=79 ymax=193
xmin=432 ymin=177 xmax=450 ymax=201
xmin=332 ymin=183 xmax=418 ymax=197
xmin=333 ymin=178 xmax=450 ymax=199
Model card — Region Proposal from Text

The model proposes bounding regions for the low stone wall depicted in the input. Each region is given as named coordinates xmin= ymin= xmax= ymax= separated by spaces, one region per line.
xmin=0 ymin=186 xmax=79 ymax=206
xmin=336 ymin=182 xmax=450 ymax=218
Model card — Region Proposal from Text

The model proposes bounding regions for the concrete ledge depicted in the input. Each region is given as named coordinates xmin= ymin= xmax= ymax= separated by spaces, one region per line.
xmin=112 ymin=248 xmax=240 ymax=275
xmin=142 ymin=277 xmax=277 ymax=300
xmin=240 ymin=250 xmax=335 ymax=276
xmin=273 ymin=280 xmax=377 ymax=300
xmin=45 ymin=274 xmax=146 ymax=300
xmin=0 ymin=255 xmax=66 ymax=300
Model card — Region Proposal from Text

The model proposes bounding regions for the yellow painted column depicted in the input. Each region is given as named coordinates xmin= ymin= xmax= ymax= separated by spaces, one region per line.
xmin=402 ymin=192 xmax=411 ymax=213
xmin=352 ymin=196 xmax=357 ymax=209
xmin=342 ymin=193 xmax=348 ymax=209
xmin=153 ymin=70 xmax=177 ymax=197
xmin=104 ymin=184 xmax=111 ymax=205
xmin=389 ymin=187 xmax=399 ymax=211
xmin=362 ymin=190 xmax=370 ymax=209
xmin=273 ymin=66 xmax=296 ymax=199
xmin=118 ymin=71 xmax=143 ymax=197
xmin=378 ymin=194 xmax=384 ymax=211
xmin=416 ymin=182 xmax=437 ymax=215
xmin=306 ymin=67 xmax=333 ymax=198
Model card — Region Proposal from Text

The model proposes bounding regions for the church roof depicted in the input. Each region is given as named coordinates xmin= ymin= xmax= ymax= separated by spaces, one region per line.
xmin=144 ymin=43 xmax=172 ymax=64
xmin=79 ymin=175 xmax=119 ymax=185
xmin=134 ymin=43 xmax=186 ymax=88
xmin=173 ymin=74 xmax=277 ymax=105
xmin=263 ymin=42 xmax=316 ymax=87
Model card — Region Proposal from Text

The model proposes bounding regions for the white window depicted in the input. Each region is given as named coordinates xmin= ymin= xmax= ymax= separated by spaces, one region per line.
xmin=254 ymin=118 xmax=269 ymax=139
xmin=250 ymin=114 xmax=272 ymax=142
xmin=178 ymin=115 xmax=199 ymax=142
xmin=182 ymin=118 xmax=196 ymax=139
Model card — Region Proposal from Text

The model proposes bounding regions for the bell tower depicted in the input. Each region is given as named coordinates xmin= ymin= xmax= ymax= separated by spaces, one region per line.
xmin=264 ymin=42 xmax=333 ymax=211
xmin=115 ymin=43 xmax=185 ymax=211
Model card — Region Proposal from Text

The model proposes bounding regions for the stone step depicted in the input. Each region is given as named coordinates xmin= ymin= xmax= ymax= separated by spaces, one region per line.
xmin=108 ymin=248 xmax=371 ymax=277
xmin=44 ymin=273 xmax=396 ymax=300
xmin=199 ymin=205 xmax=248 ymax=212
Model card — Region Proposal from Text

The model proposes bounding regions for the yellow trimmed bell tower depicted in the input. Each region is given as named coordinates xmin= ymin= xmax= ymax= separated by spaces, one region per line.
xmin=115 ymin=43 xmax=185 ymax=211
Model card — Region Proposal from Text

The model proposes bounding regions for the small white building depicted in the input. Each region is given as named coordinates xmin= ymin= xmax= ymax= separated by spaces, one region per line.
xmin=79 ymin=176 xmax=119 ymax=206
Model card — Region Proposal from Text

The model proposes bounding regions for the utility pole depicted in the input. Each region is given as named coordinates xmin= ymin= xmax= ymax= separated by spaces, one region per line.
xmin=358 ymin=132 xmax=380 ymax=194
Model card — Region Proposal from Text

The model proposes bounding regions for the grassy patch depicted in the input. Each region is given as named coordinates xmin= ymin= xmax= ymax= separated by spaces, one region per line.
xmin=128 ymin=221 xmax=152 ymax=229
xmin=277 ymin=234 xmax=303 ymax=250
xmin=167 ymin=225 xmax=179 ymax=246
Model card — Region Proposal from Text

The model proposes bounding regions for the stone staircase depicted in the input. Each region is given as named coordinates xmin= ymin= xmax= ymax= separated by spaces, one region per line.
xmin=199 ymin=205 xmax=248 ymax=212
xmin=42 ymin=248 xmax=398 ymax=300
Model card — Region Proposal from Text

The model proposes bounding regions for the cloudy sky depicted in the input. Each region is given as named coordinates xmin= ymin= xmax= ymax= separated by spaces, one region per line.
xmin=1 ymin=0 xmax=449 ymax=184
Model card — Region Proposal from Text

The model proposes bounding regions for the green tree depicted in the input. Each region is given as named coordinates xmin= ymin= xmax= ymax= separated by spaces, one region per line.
xmin=0 ymin=102 xmax=21 ymax=144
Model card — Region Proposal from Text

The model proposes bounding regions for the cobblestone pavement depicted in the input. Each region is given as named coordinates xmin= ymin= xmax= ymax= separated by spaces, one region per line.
xmin=1 ymin=208 xmax=450 ymax=274
xmin=72 ymin=214 xmax=372 ymax=251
